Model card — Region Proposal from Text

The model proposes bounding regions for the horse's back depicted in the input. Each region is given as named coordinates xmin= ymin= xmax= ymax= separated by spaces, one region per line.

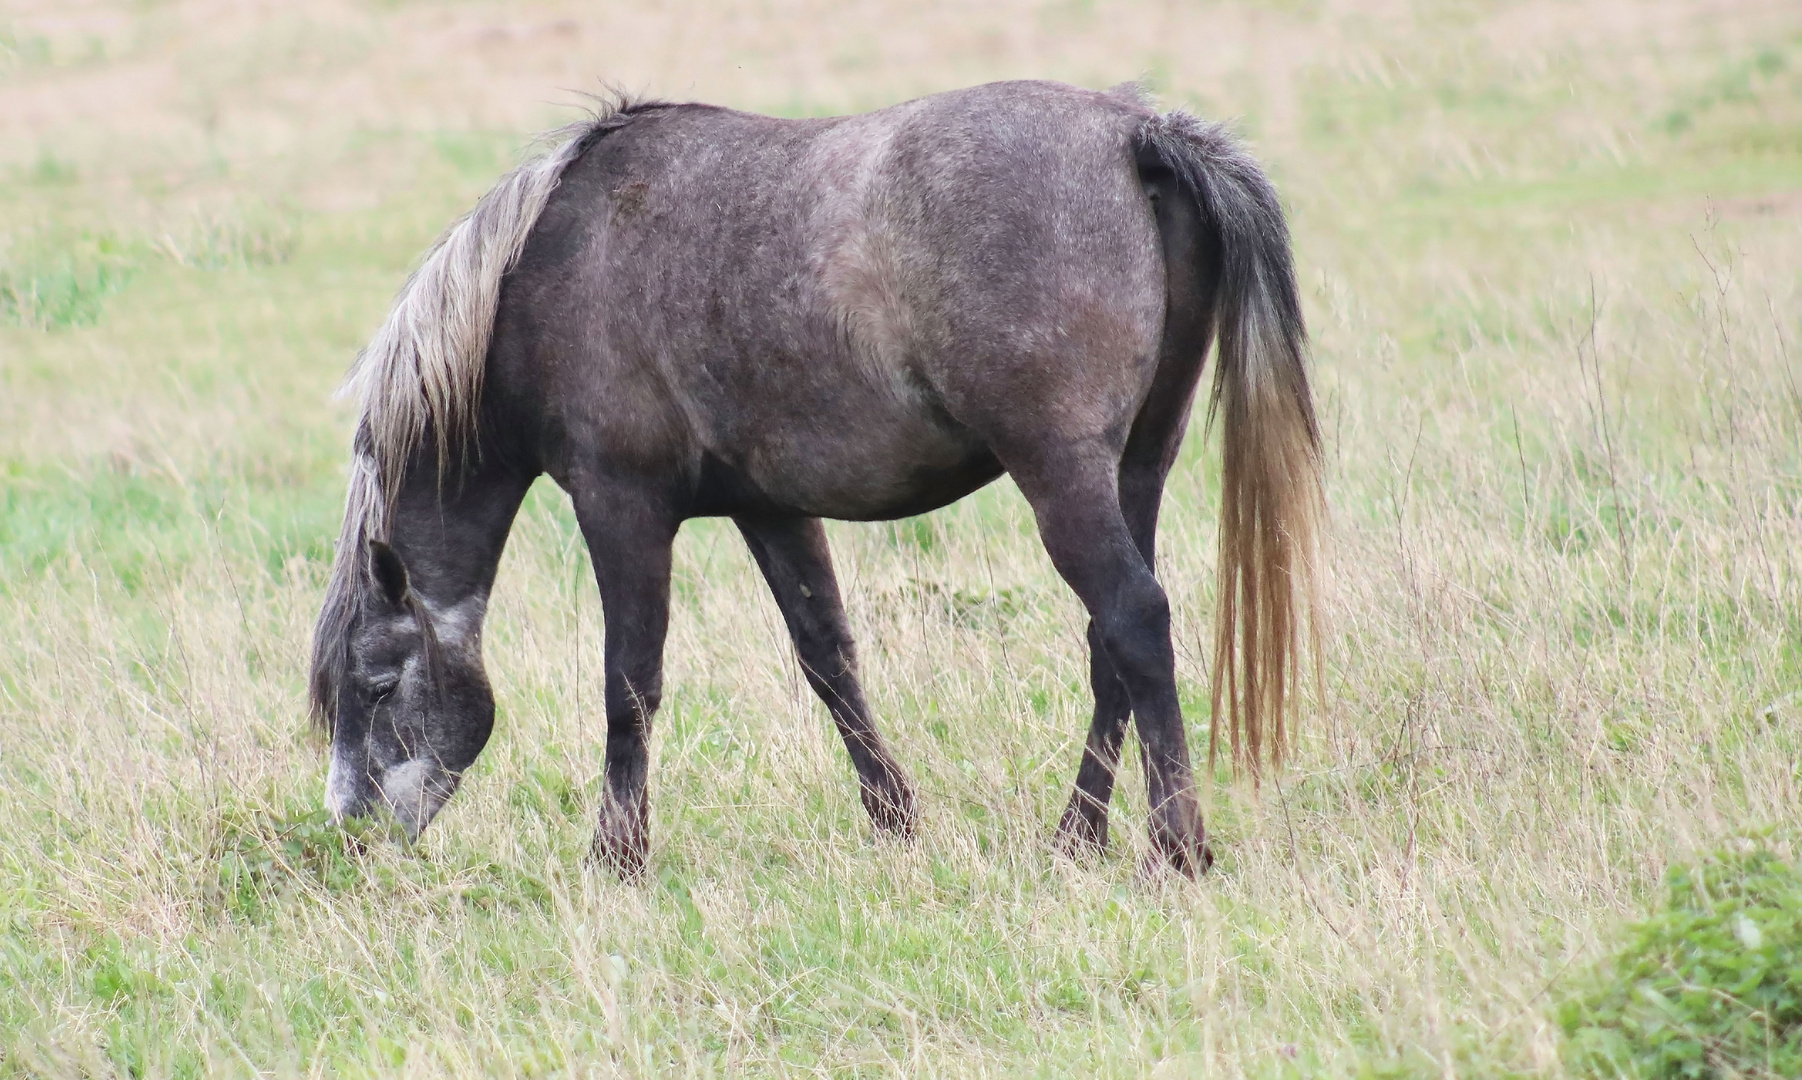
xmin=493 ymin=82 xmax=1168 ymax=519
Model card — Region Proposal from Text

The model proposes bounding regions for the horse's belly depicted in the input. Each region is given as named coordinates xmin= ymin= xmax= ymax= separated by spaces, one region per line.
xmin=705 ymin=401 xmax=1002 ymax=521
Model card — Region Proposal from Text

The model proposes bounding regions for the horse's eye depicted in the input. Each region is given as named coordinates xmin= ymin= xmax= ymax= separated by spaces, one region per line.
xmin=369 ymin=679 xmax=400 ymax=702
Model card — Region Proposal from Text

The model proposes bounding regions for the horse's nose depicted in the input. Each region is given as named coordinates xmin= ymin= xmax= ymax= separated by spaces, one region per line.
xmin=324 ymin=747 xmax=379 ymax=823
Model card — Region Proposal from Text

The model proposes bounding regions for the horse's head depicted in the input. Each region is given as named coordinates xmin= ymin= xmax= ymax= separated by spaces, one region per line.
xmin=321 ymin=540 xmax=494 ymax=837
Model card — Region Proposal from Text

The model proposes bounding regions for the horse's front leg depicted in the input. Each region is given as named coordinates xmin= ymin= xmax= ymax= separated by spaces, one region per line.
xmin=575 ymin=485 xmax=678 ymax=879
xmin=735 ymin=514 xmax=916 ymax=836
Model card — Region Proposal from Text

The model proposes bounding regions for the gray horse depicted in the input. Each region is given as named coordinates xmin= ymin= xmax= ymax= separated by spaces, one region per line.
xmin=309 ymin=80 xmax=1323 ymax=876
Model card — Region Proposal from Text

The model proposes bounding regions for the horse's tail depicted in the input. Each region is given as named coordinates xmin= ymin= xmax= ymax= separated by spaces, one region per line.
xmin=1137 ymin=111 xmax=1325 ymax=779
xmin=311 ymin=98 xmax=652 ymax=728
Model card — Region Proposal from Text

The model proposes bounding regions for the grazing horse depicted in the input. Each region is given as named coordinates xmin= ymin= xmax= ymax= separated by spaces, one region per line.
xmin=309 ymin=80 xmax=1322 ymax=876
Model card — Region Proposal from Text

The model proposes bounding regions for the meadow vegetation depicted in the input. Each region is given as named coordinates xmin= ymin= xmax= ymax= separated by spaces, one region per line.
xmin=1 ymin=0 xmax=1799 ymax=1076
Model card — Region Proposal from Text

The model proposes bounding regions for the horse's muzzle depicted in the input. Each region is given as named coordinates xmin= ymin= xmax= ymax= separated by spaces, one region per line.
xmin=326 ymin=750 xmax=460 ymax=838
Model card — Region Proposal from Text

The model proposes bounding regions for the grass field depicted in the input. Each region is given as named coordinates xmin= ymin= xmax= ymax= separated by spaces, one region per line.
xmin=3 ymin=1 xmax=1800 ymax=1076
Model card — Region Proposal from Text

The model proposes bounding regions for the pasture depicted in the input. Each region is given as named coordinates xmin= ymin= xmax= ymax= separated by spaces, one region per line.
xmin=2 ymin=0 xmax=1798 ymax=1076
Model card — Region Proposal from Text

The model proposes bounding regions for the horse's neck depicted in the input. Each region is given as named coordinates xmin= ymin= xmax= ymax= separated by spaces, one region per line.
xmin=384 ymin=452 xmax=535 ymax=619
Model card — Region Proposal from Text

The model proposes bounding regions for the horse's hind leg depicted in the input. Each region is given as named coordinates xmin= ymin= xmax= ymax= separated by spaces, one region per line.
xmin=1055 ymin=363 xmax=1208 ymax=858
xmin=1055 ymin=175 xmax=1217 ymax=863
xmin=574 ymin=484 xmax=679 ymax=878
xmin=1056 ymin=621 xmax=1133 ymax=853
xmin=1011 ymin=447 xmax=1206 ymax=875
xmin=736 ymin=515 xmax=916 ymax=835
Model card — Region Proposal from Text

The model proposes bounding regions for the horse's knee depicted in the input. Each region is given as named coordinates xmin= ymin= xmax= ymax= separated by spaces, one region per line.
xmin=606 ymin=663 xmax=663 ymax=723
xmin=798 ymin=629 xmax=856 ymax=685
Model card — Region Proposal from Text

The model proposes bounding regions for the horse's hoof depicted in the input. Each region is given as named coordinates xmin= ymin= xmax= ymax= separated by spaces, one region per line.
xmin=1138 ymin=843 xmax=1208 ymax=881
xmin=589 ymin=815 xmax=648 ymax=881
xmin=589 ymin=838 xmax=646 ymax=881
xmin=1053 ymin=809 xmax=1109 ymax=859
xmin=1143 ymin=830 xmax=1210 ymax=879
xmin=862 ymin=781 xmax=917 ymax=838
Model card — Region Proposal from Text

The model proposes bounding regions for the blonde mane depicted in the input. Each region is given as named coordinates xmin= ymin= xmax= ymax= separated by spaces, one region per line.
xmin=309 ymin=98 xmax=656 ymax=725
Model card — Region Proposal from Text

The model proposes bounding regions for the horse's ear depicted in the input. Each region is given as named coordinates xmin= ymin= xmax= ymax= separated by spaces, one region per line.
xmin=367 ymin=540 xmax=411 ymax=607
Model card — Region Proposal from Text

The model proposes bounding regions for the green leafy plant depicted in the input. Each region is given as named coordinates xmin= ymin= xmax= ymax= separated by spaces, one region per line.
xmin=211 ymin=807 xmax=388 ymax=918
xmin=1559 ymin=843 xmax=1802 ymax=1079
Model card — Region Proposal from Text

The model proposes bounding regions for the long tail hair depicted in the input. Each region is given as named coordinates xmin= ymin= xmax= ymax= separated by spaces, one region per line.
xmin=308 ymin=98 xmax=656 ymax=730
xmin=1138 ymin=111 xmax=1326 ymax=777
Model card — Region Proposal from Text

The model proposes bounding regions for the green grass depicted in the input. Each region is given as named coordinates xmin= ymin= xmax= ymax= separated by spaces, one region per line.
xmin=2 ymin=1 xmax=1801 ymax=1077
xmin=0 ymin=228 xmax=140 ymax=331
